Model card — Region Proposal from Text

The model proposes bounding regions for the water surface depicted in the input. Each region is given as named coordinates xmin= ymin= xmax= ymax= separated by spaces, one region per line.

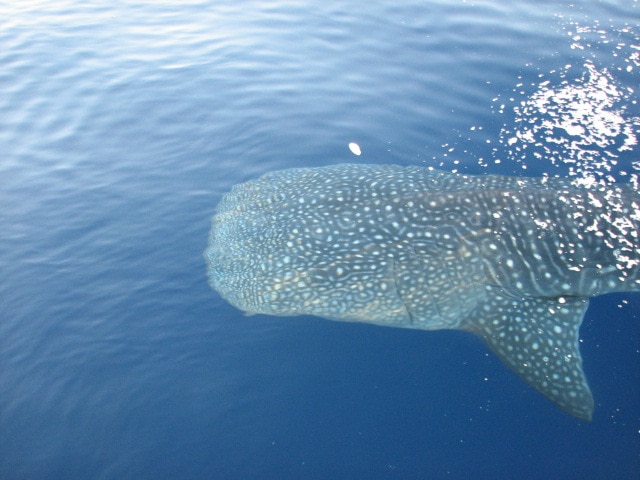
xmin=1 ymin=1 xmax=639 ymax=478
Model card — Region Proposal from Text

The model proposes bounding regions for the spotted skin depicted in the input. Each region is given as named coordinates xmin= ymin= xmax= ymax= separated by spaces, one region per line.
xmin=205 ymin=164 xmax=640 ymax=420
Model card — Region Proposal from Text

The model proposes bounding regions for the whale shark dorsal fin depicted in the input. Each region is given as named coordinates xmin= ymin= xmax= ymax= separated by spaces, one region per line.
xmin=464 ymin=286 xmax=594 ymax=421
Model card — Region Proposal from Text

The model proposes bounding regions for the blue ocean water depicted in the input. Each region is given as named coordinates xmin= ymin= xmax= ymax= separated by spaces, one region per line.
xmin=1 ymin=0 xmax=639 ymax=478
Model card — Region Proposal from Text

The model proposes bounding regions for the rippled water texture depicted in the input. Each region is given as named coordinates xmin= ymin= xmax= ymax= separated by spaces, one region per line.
xmin=1 ymin=1 xmax=639 ymax=479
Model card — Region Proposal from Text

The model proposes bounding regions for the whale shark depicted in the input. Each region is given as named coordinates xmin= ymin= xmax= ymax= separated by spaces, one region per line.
xmin=205 ymin=163 xmax=640 ymax=420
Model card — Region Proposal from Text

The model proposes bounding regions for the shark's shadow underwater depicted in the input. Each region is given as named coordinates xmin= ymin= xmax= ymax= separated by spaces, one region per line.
xmin=205 ymin=163 xmax=640 ymax=421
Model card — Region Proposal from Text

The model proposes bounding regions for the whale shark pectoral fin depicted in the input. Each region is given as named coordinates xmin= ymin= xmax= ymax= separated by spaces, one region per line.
xmin=464 ymin=287 xmax=594 ymax=421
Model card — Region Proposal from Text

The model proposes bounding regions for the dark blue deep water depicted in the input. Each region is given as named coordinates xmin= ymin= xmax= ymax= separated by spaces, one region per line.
xmin=1 ymin=1 xmax=639 ymax=478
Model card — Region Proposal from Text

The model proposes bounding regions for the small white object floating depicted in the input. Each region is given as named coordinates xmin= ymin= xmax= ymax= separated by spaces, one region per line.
xmin=348 ymin=142 xmax=361 ymax=156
